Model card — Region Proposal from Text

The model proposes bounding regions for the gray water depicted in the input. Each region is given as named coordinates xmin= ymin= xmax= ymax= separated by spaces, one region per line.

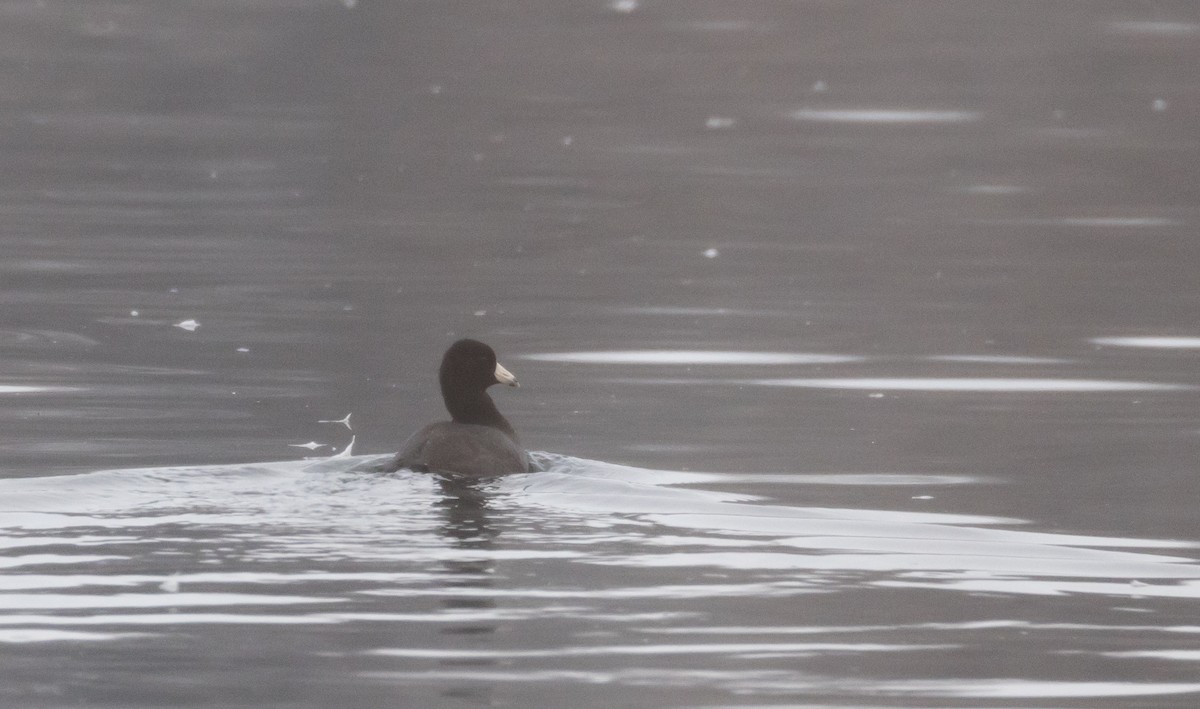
xmin=2 ymin=2 xmax=1200 ymax=707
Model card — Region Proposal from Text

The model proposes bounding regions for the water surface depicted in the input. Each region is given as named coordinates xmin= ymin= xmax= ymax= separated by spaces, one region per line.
xmin=3 ymin=1 xmax=1200 ymax=707
xmin=3 ymin=453 xmax=1200 ymax=707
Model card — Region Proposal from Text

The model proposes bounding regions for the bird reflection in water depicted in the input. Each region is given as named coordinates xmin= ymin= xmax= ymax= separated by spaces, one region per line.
xmin=432 ymin=474 xmax=501 ymax=704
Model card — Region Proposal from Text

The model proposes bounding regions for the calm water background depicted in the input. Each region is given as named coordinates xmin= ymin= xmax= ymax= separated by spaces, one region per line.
xmin=2 ymin=1 xmax=1200 ymax=707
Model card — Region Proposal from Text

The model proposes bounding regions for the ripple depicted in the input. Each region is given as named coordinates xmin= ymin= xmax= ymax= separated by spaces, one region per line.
xmin=790 ymin=108 xmax=980 ymax=124
xmin=926 ymin=354 xmax=1072 ymax=365
xmin=0 ymin=628 xmax=152 ymax=643
xmin=1059 ymin=217 xmax=1180 ymax=227
xmin=1103 ymin=650 xmax=1200 ymax=661
xmin=0 ymin=385 xmax=61 ymax=394
xmin=752 ymin=378 xmax=1193 ymax=392
xmin=359 ymin=669 xmax=1200 ymax=699
xmin=0 ymin=592 xmax=344 ymax=610
xmin=1108 ymin=20 xmax=1200 ymax=36
xmin=599 ymin=547 xmax=1200 ymax=580
xmin=368 ymin=641 xmax=946 ymax=659
xmin=521 ymin=350 xmax=860 ymax=365
xmin=618 ymin=306 xmax=775 ymax=316
xmin=0 ymin=613 xmax=338 ymax=627
xmin=361 ymin=583 xmax=813 ymax=600
xmin=0 ymin=329 xmax=100 ymax=348
xmin=0 ymin=554 xmax=126 ymax=569
xmin=708 ymin=473 xmax=985 ymax=486
xmin=877 ymin=578 xmax=1200 ymax=599
xmin=1092 ymin=336 xmax=1200 ymax=349
xmin=873 ymin=678 xmax=1200 ymax=698
xmin=961 ymin=184 xmax=1028 ymax=195
xmin=973 ymin=217 xmax=1180 ymax=228
xmin=2 ymin=452 xmax=1198 ymax=625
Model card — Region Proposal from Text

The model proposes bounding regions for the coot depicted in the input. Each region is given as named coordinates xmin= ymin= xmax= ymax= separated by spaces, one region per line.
xmin=389 ymin=339 xmax=530 ymax=476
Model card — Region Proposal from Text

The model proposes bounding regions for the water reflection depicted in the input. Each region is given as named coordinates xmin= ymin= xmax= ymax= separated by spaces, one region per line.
xmin=435 ymin=475 xmax=498 ymax=549
xmin=433 ymin=475 xmax=499 ymax=634
xmin=434 ymin=474 xmax=501 ymax=704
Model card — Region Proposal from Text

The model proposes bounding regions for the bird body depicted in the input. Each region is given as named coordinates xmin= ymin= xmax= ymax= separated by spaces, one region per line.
xmin=396 ymin=422 xmax=528 ymax=476
xmin=389 ymin=339 xmax=529 ymax=476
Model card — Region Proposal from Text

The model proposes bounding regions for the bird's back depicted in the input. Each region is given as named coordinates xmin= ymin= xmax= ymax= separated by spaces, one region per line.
xmin=392 ymin=421 xmax=529 ymax=476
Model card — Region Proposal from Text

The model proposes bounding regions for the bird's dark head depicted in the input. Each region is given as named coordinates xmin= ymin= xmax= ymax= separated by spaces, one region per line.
xmin=440 ymin=338 xmax=519 ymax=393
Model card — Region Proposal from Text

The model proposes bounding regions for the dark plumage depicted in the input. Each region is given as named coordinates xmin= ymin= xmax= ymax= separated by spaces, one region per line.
xmin=390 ymin=339 xmax=529 ymax=476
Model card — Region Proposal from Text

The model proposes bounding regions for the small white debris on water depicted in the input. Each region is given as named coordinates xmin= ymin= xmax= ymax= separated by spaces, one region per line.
xmin=174 ymin=319 xmax=200 ymax=332
xmin=289 ymin=441 xmax=326 ymax=450
xmin=703 ymin=248 xmax=719 ymax=258
xmin=236 ymin=347 xmax=250 ymax=353
xmin=868 ymin=392 xmax=885 ymax=398
xmin=912 ymin=495 xmax=934 ymax=500
xmin=610 ymin=0 xmax=639 ymax=13
xmin=705 ymin=116 xmax=737 ymax=130
xmin=561 ymin=135 xmax=573 ymax=146
xmin=429 ymin=84 xmax=442 ymax=94
xmin=332 ymin=436 xmax=356 ymax=458
xmin=341 ymin=0 xmax=357 ymax=7
xmin=159 ymin=575 xmax=181 ymax=593
xmin=811 ymin=80 xmax=828 ymax=93
xmin=1152 ymin=98 xmax=1168 ymax=112
xmin=169 ymin=288 xmax=179 ymax=293
xmin=319 ymin=413 xmax=353 ymax=430
xmin=130 ymin=310 xmax=139 ymax=317
xmin=474 ymin=309 xmax=487 ymax=317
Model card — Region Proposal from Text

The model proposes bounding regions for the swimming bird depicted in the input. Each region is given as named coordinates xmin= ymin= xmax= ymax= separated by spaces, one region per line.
xmin=388 ymin=339 xmax=529 ymax=476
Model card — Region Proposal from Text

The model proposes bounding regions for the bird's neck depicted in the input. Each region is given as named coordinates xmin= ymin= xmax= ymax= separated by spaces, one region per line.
xmin=443 ymin=386 xmax=518 ymax=440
